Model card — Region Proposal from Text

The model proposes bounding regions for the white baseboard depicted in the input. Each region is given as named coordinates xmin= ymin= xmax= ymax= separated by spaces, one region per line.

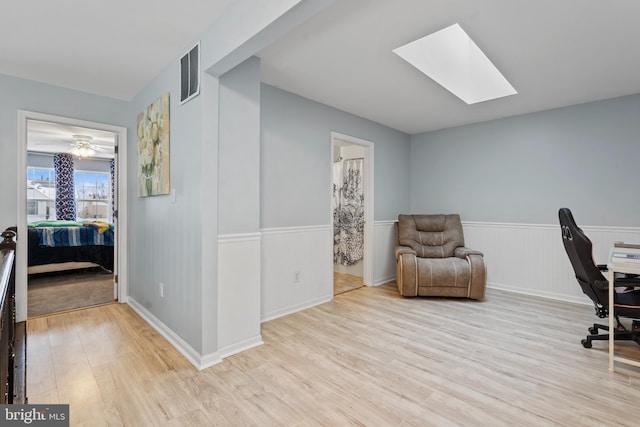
xmin=127 ymin=297 xmax=222 ymax=371
xmin=218 ymin=335 xmax=264 ymax=359
xmin=486 ymin=282 xmax=591 ymax=306
xmin=261 ymin=294 xmax=332 ymax=323
xmin=373 ymin=275 xmax=396 ymax=286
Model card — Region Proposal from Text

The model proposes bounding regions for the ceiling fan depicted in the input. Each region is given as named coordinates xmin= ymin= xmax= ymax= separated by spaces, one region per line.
xmin=70 ymin=134 xmax=99 ymax=158
xmin=31 ymin=134 xmax=113 ymax=158
xmin=28 ymin=120 xmax=116 ymax=158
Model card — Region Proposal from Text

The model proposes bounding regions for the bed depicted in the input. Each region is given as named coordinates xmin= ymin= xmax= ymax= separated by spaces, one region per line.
xmin=27 ymin=220 xmax=114 ymax=273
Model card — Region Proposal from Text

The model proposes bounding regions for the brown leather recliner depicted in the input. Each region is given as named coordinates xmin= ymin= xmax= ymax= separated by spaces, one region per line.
xmin=395 ymin=214 xmax=486 ymax=299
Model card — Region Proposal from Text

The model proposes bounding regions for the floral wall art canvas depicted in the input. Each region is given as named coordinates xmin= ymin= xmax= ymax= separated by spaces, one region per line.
xmin=137 ymin=93 xmax=170 ymax=196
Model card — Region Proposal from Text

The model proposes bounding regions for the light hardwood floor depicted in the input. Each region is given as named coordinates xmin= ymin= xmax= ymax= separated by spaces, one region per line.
xmin=27 ymin=282 xmax=640 ymax=426
xmin=333 ymin=272 xmax=364 ymax=295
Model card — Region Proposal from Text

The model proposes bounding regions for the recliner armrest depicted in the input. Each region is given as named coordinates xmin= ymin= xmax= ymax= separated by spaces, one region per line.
xmin=454 ymin=247 xmax=483 ymax=259
xmin=395 ymin=245 xmax=416 ymax=258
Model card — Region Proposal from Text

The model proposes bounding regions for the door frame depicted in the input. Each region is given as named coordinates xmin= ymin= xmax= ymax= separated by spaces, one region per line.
xmin=16 ymin=110 xmax=128 ymax=322
xmin=330 ymin=131 xmax=374 ymax=287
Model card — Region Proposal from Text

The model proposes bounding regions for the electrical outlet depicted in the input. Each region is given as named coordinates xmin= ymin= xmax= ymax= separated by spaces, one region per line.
xmin=294 ymin=271 xmax=301 ymax=284
xmin=159 ymin=282 xmax=164 ymax=298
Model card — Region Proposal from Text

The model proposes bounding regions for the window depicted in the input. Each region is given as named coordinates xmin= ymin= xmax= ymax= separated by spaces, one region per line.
xmin=26 ymin=167 xmax=111 ymax=222
xmin=74 ymin=171 xmax=111 ymax=222
xmin=27 ymin=167 xmax=56 ymax=222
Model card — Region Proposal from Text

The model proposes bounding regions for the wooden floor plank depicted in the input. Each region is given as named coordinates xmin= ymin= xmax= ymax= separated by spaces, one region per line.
xmin=27 ymin=282 xmax=640 ymax=426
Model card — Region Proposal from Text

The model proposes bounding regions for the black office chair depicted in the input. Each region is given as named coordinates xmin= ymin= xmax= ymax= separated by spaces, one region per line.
xmin=558 ymin=208 xmax=640 ymax=348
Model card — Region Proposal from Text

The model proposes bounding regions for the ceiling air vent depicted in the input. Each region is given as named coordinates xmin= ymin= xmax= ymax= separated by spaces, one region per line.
xmin=180 ymin=41 xmax=200 ymax=104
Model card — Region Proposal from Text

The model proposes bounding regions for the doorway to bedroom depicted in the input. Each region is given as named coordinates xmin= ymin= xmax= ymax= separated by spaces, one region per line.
xmin=17 ymin=112 xmax=128 ymax=320
xmin=331 ymin=132 xmax=374 ymax=296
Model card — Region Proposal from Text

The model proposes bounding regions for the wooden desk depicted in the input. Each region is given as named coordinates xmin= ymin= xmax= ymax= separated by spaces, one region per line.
xmin=608 ymin=262 xmax=640 ymax=371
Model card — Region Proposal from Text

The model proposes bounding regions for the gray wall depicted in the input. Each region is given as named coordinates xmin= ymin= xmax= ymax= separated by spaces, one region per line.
xmin=0 ymin=73 xmax=128 ymax=229
xmin=219 ymin=57 xmax=261 ymax=235
xmin=260 ymin=84 xmax=411 ymax=228
xmin=127 ymin=55 xmax=206 ymax=352
xmin=410 ymin=94 xmax=640 ymax=227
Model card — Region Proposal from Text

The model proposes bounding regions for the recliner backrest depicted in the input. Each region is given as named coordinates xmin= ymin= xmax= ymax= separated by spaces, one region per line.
xmin=558 ymin=208 xmax=608 ymax=308
xmin=398 ymin=214 xmax=464 ymax=258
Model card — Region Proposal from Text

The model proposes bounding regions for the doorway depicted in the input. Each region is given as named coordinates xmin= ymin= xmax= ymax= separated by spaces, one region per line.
xmin=331 ymin=132 xmax=374 ymax=296
xmin=16 ymin=111 xmax=128 ymax=322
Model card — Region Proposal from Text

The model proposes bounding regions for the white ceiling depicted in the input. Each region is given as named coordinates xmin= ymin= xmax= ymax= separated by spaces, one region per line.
xmin=259 ymin=0 xmax=640 ymax=134
xmin=3 ymin=0 xmax=640 ymax=135
xmin=0 ymin=0 xmax=234 ymax=101
xmin=27 ymin=120 xmax=117 ymax=159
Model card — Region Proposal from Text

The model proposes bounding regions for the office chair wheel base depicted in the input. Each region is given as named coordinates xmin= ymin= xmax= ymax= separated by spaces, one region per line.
xmin=581 ymin=339 xmax=592 ymax=348
xmin=588 ymin=326 xmax=598 ymax=334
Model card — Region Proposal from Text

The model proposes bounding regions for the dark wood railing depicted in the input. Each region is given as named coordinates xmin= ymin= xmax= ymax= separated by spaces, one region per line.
xmin=0 ymin=227 xmax=26 ymax=404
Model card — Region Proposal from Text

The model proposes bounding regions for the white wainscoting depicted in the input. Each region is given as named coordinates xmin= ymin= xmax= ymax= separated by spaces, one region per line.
xmin=260 ymin=225 xmax=333 ymax=322
xmin=462 ymin=222 xmax=640 ymax=305
xmin=218 ymin=233 xmax=263 ymax=357
xmin=373 ymin=221 xmax=397 ymax=285
xmin=260 ymin=222 xmax=399 ymax=322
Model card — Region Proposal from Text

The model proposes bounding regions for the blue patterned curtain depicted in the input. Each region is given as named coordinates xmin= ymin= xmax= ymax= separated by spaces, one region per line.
xmin=110 ymin=158 xmax=115 ymax=222
xmin=333 ymin=158 xmax=365 ymax=265
xmin=54 ymin=153 xmax=76 ymax=220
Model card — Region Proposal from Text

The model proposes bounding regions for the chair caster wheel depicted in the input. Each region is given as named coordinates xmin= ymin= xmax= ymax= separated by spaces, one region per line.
xmin=588 ymin=327 xmax=598 ymax=334
xmin=581 ymin=339 xmax=592 ymax=348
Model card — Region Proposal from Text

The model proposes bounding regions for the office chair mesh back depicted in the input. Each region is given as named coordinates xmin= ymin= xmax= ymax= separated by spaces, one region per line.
xmin=559 ymin=208 xmax=609 ymax=316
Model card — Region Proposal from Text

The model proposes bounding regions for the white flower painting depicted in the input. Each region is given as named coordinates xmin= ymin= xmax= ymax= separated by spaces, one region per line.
xmin=137 ymin=93 xmax=170 ymax=196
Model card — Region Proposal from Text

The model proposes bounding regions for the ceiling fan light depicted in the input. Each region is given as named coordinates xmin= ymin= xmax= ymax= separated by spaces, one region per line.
xmin=70 ymin=134 xmax=96 ymax=158
xmin=80 ymin=146 xmax=94 ymax=158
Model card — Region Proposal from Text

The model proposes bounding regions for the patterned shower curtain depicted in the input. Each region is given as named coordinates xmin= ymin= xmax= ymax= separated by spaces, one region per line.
xmin=333 ymin=158 xmax=364 ymax=266
xmin=53 ymin=153 xmax=76 ymax=221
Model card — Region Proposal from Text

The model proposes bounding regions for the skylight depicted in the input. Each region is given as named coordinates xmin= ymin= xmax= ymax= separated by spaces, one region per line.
xmin=393 ymin=23 xmax=517 ymax=104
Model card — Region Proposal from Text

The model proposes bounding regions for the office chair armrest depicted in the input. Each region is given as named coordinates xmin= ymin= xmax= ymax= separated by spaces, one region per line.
xmin=594 ymin=279 xmax=609 ymax=290
xmin=604 ymin=276 xmax=640 ymax=292
xmin=597 ymin=263 xmax=639 ymax=281
xmin=395 ymin=246 xmax=416 ymax=258
xmin=454 ymin=247 xmax=483 ymax=259
xmin=614 ymin=274 xmax=640 ymax=287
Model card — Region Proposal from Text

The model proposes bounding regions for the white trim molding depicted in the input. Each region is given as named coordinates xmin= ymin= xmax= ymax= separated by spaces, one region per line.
xmin=261 ymin=295 xmax=333 ymax=323
xmin=218 ymin=232 xmax=262 ymax=243
xmin=330 ymin=132 xmax=374 ymax=287
xmin=261 ymin=225 xmax=330 ymax=235
xmin=127 ymin=297 xmax=222 ymax=371
xmin=218 ymin=335 xmax=264 ymax=360
xmin=16 ymin=110 xmax=128 ymax=322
